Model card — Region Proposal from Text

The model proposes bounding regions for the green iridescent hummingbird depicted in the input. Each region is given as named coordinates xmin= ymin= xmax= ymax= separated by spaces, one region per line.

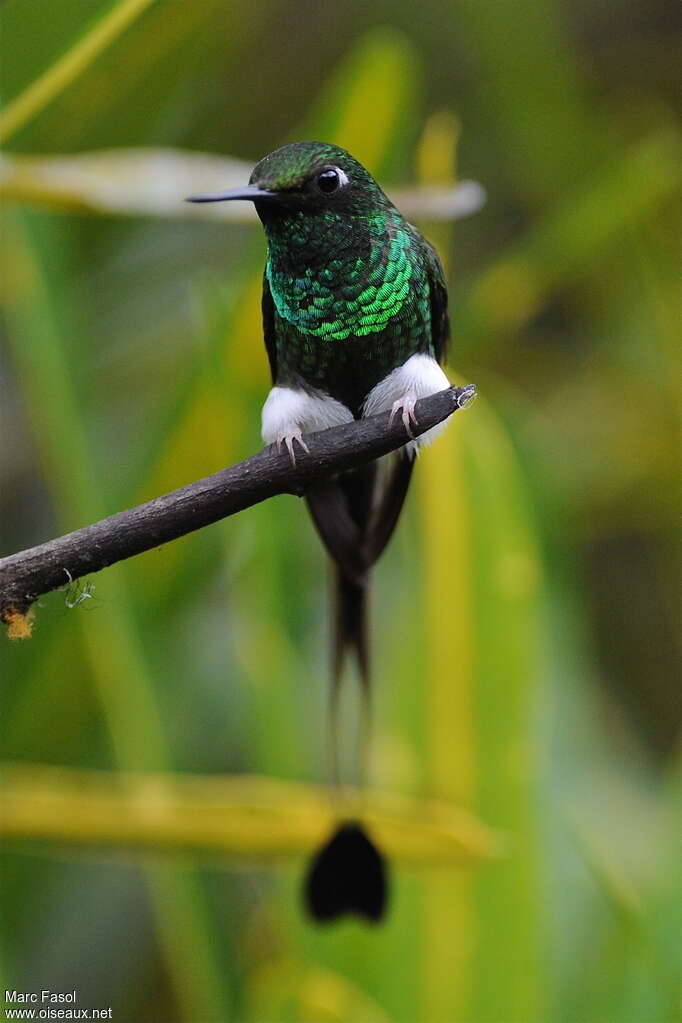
xmin=188 ymin=141 xmax=452 ymax=922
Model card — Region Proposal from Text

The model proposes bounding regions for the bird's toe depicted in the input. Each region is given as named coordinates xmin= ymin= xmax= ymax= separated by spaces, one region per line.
xmin=277 ymin=427 xmax=309 ymax=466
xmin=389 ymin=395 xmax=418 ymax=439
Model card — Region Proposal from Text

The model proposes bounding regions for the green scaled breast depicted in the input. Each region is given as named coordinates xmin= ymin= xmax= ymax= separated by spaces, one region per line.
xmin=266 ymin=209 xmax=422 ymax=341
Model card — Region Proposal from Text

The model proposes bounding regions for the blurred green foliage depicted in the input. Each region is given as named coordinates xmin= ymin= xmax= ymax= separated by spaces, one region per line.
xmin=1 ymin=1 xmax=680 ymax=1021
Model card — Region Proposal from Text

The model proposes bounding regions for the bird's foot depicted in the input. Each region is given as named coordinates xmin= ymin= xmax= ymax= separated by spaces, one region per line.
xmin=388 ymin=395 xmax=419 ymax=439
xmin=277 ymin=428 xmax=310 ymax=466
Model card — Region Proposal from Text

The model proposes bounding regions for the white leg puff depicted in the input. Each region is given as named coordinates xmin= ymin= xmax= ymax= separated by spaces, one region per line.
xmin=363 ymin=353 xmax=451 ymax=454
xmin=261 ymin=385 xmax=354 ymax=464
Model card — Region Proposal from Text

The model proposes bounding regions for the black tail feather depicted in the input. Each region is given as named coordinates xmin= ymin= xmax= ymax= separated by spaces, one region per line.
xmin=333 ymin=569 xmax=369 ymax=688
xmin=306 ymin=479 xmax=366 ymax=586
xmin=331 ymin=569 xmax=371 ymax=786
xmin=304 ymin=821 xmax=388 ymax=923
xmin=306 ymin=453 xmax=414 ymax=698
xmin=365 ymin=452 xmax=415 ymax=565
xmin=304 ymin=453 xmax=414 ymax=925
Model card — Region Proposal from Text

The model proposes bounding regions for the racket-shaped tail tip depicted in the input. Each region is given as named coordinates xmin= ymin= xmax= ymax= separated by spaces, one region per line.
xmin=304 ymin=821 xmax=388 ymax=924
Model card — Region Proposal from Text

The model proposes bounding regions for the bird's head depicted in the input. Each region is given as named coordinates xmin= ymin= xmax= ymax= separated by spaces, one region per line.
xmin=187 ymin=141 xmax=390 ymax=225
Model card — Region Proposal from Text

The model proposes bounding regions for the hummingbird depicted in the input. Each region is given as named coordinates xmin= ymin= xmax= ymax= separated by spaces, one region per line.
xmin=188 ymin=141 xmax=451 ymax=922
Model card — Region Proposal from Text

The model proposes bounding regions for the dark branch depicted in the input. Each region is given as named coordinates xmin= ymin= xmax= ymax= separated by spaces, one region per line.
xmin=0 ymin=385 xmax=475 ymax=620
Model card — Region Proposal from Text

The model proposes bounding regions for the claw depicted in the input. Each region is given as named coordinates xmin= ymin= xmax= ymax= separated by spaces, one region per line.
xmin=277 ymin=427 xmax=309 ymax=466
xmin=389 ymin=395 xmax=418 ymax=440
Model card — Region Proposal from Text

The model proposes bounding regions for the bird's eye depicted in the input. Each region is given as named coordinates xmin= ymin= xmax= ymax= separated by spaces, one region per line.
xmin=315 ymin=167 xmax=348 ymax=195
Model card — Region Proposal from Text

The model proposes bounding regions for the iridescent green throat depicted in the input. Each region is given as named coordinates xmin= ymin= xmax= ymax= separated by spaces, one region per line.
xmin=264 ymin=208 xmax=416 ymax=341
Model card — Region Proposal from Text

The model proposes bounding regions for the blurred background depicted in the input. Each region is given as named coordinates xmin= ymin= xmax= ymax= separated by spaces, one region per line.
xmin=1 ymin=0 xmax=680 ymax=1020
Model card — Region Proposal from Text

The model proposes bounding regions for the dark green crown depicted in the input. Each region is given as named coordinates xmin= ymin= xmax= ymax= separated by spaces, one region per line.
xmin=249 ymin=141 xmax=391 ymax=216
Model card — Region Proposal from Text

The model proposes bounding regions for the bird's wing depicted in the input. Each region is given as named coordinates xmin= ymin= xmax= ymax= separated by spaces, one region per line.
xmin=261 ymin=273 xmax=279 ymax=382
xmin=422 ymin=238 xmax=450 ymax=365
